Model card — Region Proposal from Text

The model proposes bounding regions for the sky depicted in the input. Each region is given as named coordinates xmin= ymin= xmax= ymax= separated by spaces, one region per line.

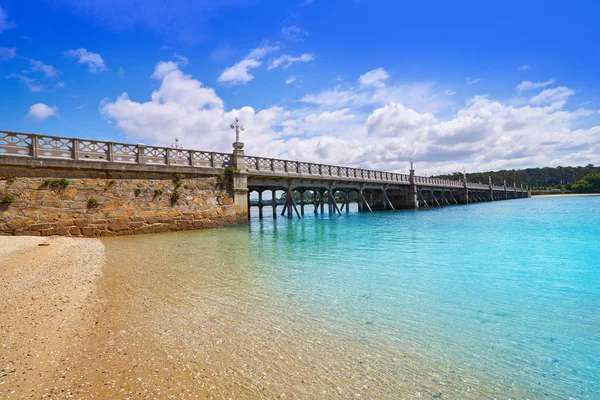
xmin=1 ymin=0 xmax=600 ymax=175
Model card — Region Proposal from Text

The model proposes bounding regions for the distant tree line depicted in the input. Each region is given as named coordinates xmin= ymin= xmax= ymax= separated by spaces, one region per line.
xmin=434 ymin=164 xmax=600 ymax=191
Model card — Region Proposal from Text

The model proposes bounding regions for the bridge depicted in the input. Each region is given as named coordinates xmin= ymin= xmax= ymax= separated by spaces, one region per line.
xmin=0 ymin=130 xmax=529 ymax=224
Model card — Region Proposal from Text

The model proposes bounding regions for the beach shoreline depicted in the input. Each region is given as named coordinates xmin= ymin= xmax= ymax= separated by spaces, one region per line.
xmin=531 ymin=193 xmax=600 ymax=198
xmin=0 ymin=236 xmax=105 ymax=399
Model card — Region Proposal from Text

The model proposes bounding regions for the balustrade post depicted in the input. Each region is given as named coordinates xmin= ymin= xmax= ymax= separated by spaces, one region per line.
xmin=137 ymin=144 xmax=146 ymax=165
xmin=72 ymin=138 xmax=80 ymax=160
xmin=31 ymin=134 xmax=39 ymax=158
xmin=210 ymin=153 xmax=216 ymax=167
xmin=271 ymin=159 xmax=275 ymax=172
xmin=166 ymin=148 xmax=172 ymax=166
xmin=107 ymin=143 xmax=114 ymax=162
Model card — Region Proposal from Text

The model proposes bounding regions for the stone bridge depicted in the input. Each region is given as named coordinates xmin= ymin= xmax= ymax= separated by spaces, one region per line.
xmin=0 ymin=130 xmax=529 ymax=234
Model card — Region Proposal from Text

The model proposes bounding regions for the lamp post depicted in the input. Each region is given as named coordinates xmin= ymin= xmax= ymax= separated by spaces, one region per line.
xmin=230 ymin=117 xmax=244 ymax=144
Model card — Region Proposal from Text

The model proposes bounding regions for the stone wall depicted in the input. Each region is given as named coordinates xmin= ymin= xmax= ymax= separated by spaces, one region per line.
xmin=0 ymin=166 xmax=245 ymax=236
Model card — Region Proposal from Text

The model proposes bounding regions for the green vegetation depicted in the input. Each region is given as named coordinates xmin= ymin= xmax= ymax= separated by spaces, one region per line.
xmin=153 ymin=189 xmax=163 ymax=199
xmin=174 ymin=181 xmax=183 ymax=189
xmin=134 ymin=188 xmax=142 ymax=197
xmin=173 ymin=173 xmax=183 ymax=182
xmin=42 ymin=178 xmax=70 ymax=189
xmin=170 ymin=191 xmax=181 ymax=205
xmin=87 ymin=198 xmax=99 ymax=208
xmin=571 ymin=173 xmax=600 ymax=193
xmin=435 ymin=164 xmax=600 ymax=190
xmin=5 ymin=176 xmax=15 ymax=184
xmin=107 ymin=179 xmax=116 ymax=186
xmin=217 ymin=166 xmax=239 ymax=190
xmin=1 ymin=194 xmax=15 ymax=204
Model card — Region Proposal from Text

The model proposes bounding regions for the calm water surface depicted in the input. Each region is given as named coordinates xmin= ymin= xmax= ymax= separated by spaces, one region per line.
xmin=100 ymin=196 xmax=600 ymax=399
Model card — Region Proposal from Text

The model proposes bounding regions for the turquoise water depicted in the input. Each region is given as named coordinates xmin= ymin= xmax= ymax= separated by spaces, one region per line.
xmin=104 ymin=196 xmax=600 ymax=398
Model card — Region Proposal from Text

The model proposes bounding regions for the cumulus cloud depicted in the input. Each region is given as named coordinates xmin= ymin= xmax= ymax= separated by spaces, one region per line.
xmin=65 ymin=48 xmax=107 ymax=73
xmin=102 ymin=61 xmax=600 ymax=176
xmin=268 ymin=53 xmax=315 ymax=69
xmin=0 ymin=6 xmax=16 ymax=33
xmin=0 ymin=47 xmax=16 ymax=61
xmin=516 ymin=79 xmax=555 ymax=92
xmin=27 ymin=103 xmax=59 ymax=120
xmin=358 ymin=68 xmax=389 ymax=87
xmin=218 ymin=44 xmax=280 ymax=85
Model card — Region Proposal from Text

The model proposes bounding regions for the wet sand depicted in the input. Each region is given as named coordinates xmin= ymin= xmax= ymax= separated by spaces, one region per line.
xmin=0 ymin=236 xmax=104 ymax=399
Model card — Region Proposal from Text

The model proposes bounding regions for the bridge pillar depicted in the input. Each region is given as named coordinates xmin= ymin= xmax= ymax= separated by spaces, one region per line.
xmin=232 ymin=142 xmax=249 ymax=223
xmin=461 ymin=172 xmax=469 ymax=204
xmin=313 ymin=189 xmax=319 ymax=214
xmin=409 ymin=166 xmax=419 ymax=209
xmin=258 ymin=190 xmax=263 ymax=219
xmin=319 ymin=189 xmax=325 ymax=214
xmin=271 ymin=189 xmax=277 ymax=219
xmin=299 ymin=189 xmax=305 ymax=217
xmin=489 ymin=176 xmax=494 ymax=201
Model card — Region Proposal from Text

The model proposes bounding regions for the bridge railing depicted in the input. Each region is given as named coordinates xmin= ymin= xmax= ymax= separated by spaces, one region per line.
xmin=0 ymin=130 xmax=232 ymax=168
xmin=245 ymin=155 xmax=413 ymax=184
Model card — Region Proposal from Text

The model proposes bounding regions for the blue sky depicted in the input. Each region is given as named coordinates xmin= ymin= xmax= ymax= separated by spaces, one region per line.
xmin=1 ymin=0 xmax=600 ymax=174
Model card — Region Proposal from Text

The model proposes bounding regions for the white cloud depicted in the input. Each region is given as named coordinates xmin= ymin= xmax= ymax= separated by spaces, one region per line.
xmin=101 ymin=60 xmax=600 ymax=176
xmin=518 ymin=64 xmax=531 ymax=73
xmin=8 ymin=73 xmax=43 ymax=92
xmin=0 ymin=6 xmax=16 ymax=33
xmin=0 ymin=47 xmax=16 ymax=61
xmin=268 ymin=53 xmax=315 ymax=69
xmin=358 ymin=68 xmax=389 ymax=87
xmin=65 ymin=48 xmax=107 ymax=73
xmin=466 ymin=77 xmax=481 ymax=85
xmin=444 ymin=89 xmax=456 ymax=96
xmin=55 ymin=81 xmax=65 ymax=88
xmin=305 ymin=109 xmax=355 ymax=123
xmin=28 ymin=59 xmax=60 ymax=78
xmin=218 ymin=44 xmax=280 ymax=85
xmin=530 ymin=86 xmax=575 ymax=105
xmin=367 ymin=103 xmax=436 ymax=138
xmin=27 ymin=103 xmax=59 ymax=120
xmin=118 ymin=67 xmax=125 ymax=79
xmin=282 ymin=25 xmax=309 ymax=42
xmin=286 ymin=76 xmax=297 ymax=85
xmin=516 ymin=79 xmax=555 ymax=92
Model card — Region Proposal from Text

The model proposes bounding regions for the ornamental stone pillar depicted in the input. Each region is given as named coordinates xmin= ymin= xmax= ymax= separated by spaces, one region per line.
xmin=232 ymin=141 xmax=249 ymax=223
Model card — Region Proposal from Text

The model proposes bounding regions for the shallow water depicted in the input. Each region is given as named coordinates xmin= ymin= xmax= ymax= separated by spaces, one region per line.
xmin=99 ymin=196 xmax=600 ymax=399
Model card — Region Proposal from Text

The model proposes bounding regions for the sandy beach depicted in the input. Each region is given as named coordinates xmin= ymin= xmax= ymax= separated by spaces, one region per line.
xmin=0 ymin=236 xmax=105 ymax=399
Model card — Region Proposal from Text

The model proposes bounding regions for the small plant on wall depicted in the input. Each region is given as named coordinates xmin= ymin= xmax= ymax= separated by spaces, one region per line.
xmin=170 ymin=191 xmax=180 ymax=205
xmin=5 ymin=176 xmax=16 ymax=184
xmin=153 ymin=189 xmax=163 ymax=200
xmin=217 ymin=166 xmax=238 ymax=191
xmin=134 ymin=188 xmax=142 ymax=197
xmin=42 ymin=178 xmax=70 ymax=189
xmin=87 ymin=198 xmax=99 ymax=209
xmin=1 ymin=194 xmax=15 ymax=204
xmin=105 ymin=179 xmax=116 ymax=190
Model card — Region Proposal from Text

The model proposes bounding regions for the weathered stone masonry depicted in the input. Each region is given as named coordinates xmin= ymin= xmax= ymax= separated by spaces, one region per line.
xmin=0 ymin=164 xmax=244 ymax=237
